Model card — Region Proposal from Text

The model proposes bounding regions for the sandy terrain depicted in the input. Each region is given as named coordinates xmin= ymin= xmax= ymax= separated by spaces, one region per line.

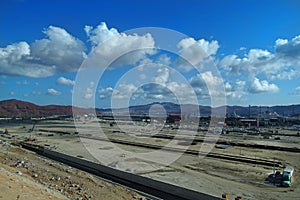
xmin=0 ymin=138 xmax=145 ymax=200
xmin=1 ymin=120 xmax=300 ymax=200
xmin=0 ymin=164 xmax=67 ymax=200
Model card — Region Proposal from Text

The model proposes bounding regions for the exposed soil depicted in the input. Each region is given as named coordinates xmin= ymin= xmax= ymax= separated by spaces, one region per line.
xmin=0 ymin=141 xmax=145 ymax=200
xmin=1 ymin=121 xmax=300 ymax=200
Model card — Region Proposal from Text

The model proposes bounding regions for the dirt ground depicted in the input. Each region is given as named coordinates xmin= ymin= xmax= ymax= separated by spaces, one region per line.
xmin=0 ymin=164 xmax=67 ymax=200
xmin=0 ymin=140 xmax=145 ymax=200
xmin=1 ymin=120 xmax=300 ymax=200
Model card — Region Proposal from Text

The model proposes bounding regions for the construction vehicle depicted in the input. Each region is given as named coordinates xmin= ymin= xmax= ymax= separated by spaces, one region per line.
xmin=282 ymin=166 xmax=294 ymax=187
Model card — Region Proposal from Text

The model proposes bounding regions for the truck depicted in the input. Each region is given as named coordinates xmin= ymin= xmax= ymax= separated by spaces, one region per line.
xmin=282 ymin=166 xmax=294 ymax=187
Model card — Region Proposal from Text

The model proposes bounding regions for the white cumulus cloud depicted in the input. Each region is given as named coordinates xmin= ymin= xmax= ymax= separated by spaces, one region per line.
xmin=56 ymin=77 xmax=74 ymax=86
xmin=112 ymin=83 xmax=137 ymax=100
xmin=84 ymin=22 xmax=155 ymax=69
xmin=84 ymin=88 xmax=93 ymax=100
xmin=153 ymin=68 xmax=169 ymax=86
xmin=85 ymin=22 xmax=119 ymax=47
xmin=275 ymin=35 xmax=300 ymax=59
xmin=248 ymin=77 xmax=279 ymax=93
xmin=46 ymin=88 xmax=61 ymax=96
xmin=0 ymin=26 xmax=86 ymax=78
xmin=219 ymin=35 xmax=300 ymax=80
xmin=189 ymin=71 xmax=225 ymax=100
xmin=177 ymin=37 xmax=219 ymax=71
xmin=98 ymin=87 xmax=114 ymax=99
xmin=225 ymin=81 xmax=246 ymax=99
xmin=83 ymin=81 xmax=95 ymax=99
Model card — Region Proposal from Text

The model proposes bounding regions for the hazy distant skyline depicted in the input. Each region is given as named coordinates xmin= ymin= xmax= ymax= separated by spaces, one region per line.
xmin=1 ymin=0 xmax=300 ymax=108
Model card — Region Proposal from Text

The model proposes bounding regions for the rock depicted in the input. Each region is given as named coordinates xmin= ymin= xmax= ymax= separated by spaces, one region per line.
xmin=32 ymin=173 xmax=38 ymax=178
xmin=24 ymin=163 xmax=31 ymax=169
xmin=17 ymin=171 xmax=22 ymax=176
xmin=15 ymin=160 xmax=24 ymax=168
xmin=56 ymin=177 xmax=61 ymax=181
xmin=40 ymin=181 xmax=46 ymax=185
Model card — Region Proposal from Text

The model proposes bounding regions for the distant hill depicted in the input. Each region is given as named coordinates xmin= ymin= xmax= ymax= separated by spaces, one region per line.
xmin=0 ymin=99 xmax=299 ymax=118
xmin=119 ymin=102 xmax=300 ymax=117
xmin=0 ymin=99 xmax=90 ymax=118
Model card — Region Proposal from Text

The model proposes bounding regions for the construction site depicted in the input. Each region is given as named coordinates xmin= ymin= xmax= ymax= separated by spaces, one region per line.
xmin=0 ymin=113 xmax=299 ymax=200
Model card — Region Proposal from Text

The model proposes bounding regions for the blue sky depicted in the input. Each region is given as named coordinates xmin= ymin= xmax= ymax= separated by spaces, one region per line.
xmin=1 ymin=0 xmax=300 ymax=108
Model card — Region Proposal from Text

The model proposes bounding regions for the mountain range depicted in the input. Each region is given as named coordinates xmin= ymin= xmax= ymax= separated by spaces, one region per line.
xmin=125 ymin=102 xmax=300 ymax=117
xmin=0 ymin=99 xmax=300 ymax=118
xmin=0 ymin=99 xmax=90 ymax=118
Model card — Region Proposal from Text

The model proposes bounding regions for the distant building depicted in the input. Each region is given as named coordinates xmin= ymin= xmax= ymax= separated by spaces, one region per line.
xmin=239 ymin=118 xmax=258 ymax=127
xmin=166 ymin=114 xmax=181 ymax=124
